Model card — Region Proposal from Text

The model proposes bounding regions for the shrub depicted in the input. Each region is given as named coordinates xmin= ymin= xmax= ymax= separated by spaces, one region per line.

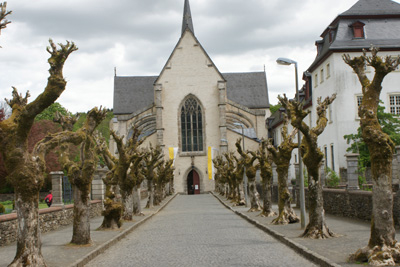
xmin=325 ymin=167 xmax=340 ymax=188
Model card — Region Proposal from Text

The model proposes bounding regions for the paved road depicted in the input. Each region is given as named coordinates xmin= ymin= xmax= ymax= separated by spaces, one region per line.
xmin=85 ymin=194 xmax=316 ymax=267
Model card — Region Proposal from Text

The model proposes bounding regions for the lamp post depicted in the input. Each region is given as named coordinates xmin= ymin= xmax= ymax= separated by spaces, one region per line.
xmin=233 ymin=122 xmax=248 ymax=207
xmin=276 ymin=57 xmax=306 ymax=229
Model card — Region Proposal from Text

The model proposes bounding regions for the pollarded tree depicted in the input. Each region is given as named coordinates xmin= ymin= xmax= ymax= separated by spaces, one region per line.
xmin=266 ymin=115 xmax=299 ymax=224
xmin=257 ymin=139 xmax=276 ymax=218
xmin=344 ymin=47 xmax=400 ymax=265
xmin=110 ymin=128 xmax=144 ymax=220
xmin=144 ymin=144 xmax=163 ymax=209
xmin=232 ymin=155 xmax=246 ymax=205
xmin=154 ymin=159 xmax=174 ymax=205
xmin=213 ymin=155 xmax=226 ymax=195
xmin=235 ymin=138 xmax=262 ymax=212
xmin=0 ymin=2 xmax=11 ymax=35
xmin=58 ymin=107 xmax=107 ymax=245
xmin=224 ymin=152 xmax=241 ymax=204
xmin=0 ymin=40 xmax=77 ymax=266
xmin=279 ymin=93 xmax=336 ymax=239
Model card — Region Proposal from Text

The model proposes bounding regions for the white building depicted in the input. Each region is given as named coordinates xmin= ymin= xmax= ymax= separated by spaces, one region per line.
xmin=269 ymin=0 xmax=400 ymax=179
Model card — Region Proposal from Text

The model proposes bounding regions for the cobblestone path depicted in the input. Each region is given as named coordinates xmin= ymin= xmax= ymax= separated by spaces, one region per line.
xmin=85 ymin=194 xmax=316 ymax=267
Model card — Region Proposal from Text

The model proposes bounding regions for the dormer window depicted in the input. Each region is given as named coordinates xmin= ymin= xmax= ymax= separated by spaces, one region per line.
xmin=350 ymin=21 xmax=365 ymax=39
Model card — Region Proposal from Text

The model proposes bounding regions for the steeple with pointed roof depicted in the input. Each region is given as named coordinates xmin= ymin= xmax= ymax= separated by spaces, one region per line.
xmin=182 ymin=0 xmax=194 ymax=36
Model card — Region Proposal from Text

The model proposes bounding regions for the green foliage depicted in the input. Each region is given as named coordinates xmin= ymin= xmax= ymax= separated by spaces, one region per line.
xmin=270 ymin=103 xmax=282 ymax=114
xmin=325 ymin=167 xmax=340 ymax=187
xmin=303 ymin=169 xmax=308 ymax=187
xmin=0 ymin=203 xmax=5 ymax=213
xmin=35 ymin=102 xmax=71 ymax=121
xmin=73 ymin=109 xmax=114 ymax=144
xmin=344 ymin=102 xmax=400 ymax=167
xmin=358 ymin=165 xmax=367 ymax=188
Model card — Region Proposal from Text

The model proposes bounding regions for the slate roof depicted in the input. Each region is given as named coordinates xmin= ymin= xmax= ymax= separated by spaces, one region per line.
xmin=307 ymin=0 xmax=400 ymax=72
xmin=341 ymin=0 xmax=400 ymax=16
xmin=223 ymin=72 xmax=269 ymax=109
xmin=113 ymin=76 xmax=157 ymax=115
xmin=113 ymin=72 xmax=269 ymax=115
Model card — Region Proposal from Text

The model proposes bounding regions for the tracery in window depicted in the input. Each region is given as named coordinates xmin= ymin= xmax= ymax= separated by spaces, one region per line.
xmin=181 ymin=97 xmax=203 ymax=152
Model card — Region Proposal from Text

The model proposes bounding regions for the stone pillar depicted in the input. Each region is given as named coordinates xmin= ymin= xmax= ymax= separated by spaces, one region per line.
xmin=91 ymin=167 xmax=107 ymax=201
xmin=320 ymin=159 xmax=326 ymax=187
xmin=155 ymin=83 xmax=164 ymax=148
xmin=346 ymin=153 xmax=359 ymax=190
xmin=50 ymin=171 xmax=64 ymax=207
xmin=218 ymin=81 xmax=228 ymax=153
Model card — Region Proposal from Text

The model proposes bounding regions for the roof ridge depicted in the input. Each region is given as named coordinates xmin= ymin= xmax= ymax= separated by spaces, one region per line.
xmin=341 ymin=0 xmax=400 ymax=16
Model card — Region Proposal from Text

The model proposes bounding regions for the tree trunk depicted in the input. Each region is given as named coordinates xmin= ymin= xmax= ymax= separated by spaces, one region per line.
xmin=9 ymin=192 xmax=46 ymax=267
xmin=260 ymin=177 xmax=276 ymax=217
xmin=146 ymin=180 xmax=154 ymax=209
xmin=248 ymin=180 xmax=262 ymax=212
xmin=301 ymin=169 xmax=334 ymax=238
xmin=272 ymin=167 xmax=299 ymax=224
xmin=71 ymin=185 xmax=91 ymax=245
xmin=122 ymin=189 xmax=134 ymax=221
xmin=132 ymin=186 xmax=143 ymax=216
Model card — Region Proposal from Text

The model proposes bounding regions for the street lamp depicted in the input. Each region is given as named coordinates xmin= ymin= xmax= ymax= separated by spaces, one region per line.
xmin=276 ymin=57 xmax=306 ymax=229
xmin=233 ymin=122 xmax=248 ymax=207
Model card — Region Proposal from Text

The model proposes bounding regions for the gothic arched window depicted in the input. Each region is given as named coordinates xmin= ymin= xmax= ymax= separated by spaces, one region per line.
xmin=181 ymin=97 xmax=203 ymax=152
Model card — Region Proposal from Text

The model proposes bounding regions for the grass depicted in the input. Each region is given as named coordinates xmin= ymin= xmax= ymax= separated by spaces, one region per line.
xmin=0 ymin=200 xmax=51 ymax=215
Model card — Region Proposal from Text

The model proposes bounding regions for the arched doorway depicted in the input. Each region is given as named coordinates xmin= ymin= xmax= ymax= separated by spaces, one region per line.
xmin=187 ymin=170 xmax=200 ymax=195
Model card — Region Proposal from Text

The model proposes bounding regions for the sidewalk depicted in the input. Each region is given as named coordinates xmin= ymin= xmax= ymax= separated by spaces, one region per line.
xmin=212 ymin=192 xmax=400 ymax=267
xmin=0 ymin=194 xmax=177 ymax=267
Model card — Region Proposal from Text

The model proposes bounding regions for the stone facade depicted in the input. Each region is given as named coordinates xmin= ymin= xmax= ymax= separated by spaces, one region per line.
xmin=112 ymin=30 xmax=268 ymax=195
xmin=0 ymin=200 xmax=102 ymax=246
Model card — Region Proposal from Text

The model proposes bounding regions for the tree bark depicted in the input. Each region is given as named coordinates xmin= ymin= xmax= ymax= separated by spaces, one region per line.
xmin=146 ymin=180 xmax=154 ymax=209
xmin=9 ymin=192 xmax=46 ymax=267
xmin=122 ymin=189 xmax=134 ymax=221
xmin=260 ymin=179 xmax=275 ymax=217
xmin=132 ymin=186 xmax=143 ymax=216
xmin=71 ymin=185 xmax=91 ymax=244
xmin=272 ymin=166 xmax=299 ymax=224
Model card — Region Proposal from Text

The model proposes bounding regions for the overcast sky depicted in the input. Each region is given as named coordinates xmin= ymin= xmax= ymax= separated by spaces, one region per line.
xmin=0 ymin=0 xmax=395 ymax=113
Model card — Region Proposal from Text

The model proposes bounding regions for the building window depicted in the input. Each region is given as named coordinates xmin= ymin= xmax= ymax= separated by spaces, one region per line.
xmin=326 ymin=63 xmax=330 ymax=79
xmin=181 ymin=96 xmax=204 ymax=152
xmin=320 ymin=69 xmax=324 ymax=83
xmin=357 ymin=95 xmax=363 ymax=107
xmin=315 ymin=74 xmax=318 ymax=87
xmin=351 ymin=21 xmax=365 ymax=39
xmin=330 ymin=144 xmax=335 ymax=172
xmin=324 ymin=146 xmax=328 ymax=168
xmin=328 ymin=105 xmax=333 ymax=122
xmin=389 ymin=94 xmax=400 ymax=115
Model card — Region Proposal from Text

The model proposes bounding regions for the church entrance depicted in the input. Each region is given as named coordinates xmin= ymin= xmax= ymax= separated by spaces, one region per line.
xmin=187 ymin=170 xmax=200 ymax=195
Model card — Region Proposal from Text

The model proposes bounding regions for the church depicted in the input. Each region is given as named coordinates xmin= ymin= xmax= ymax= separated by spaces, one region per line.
xmin=111 ymin=0 xmax=270 ymax=194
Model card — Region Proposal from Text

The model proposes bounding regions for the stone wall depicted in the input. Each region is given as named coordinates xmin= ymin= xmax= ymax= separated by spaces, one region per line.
xmin=318 ymin=189 xmax=373 ymax=222
xmin=0 ymin=200 xmax=102 ymax=246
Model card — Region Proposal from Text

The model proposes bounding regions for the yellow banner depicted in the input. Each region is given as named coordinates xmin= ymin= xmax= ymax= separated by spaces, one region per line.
xmin=169 ymin=147 xmax=174 ymax=160
xmin=208 ymin=146 xmax=213 ymax=180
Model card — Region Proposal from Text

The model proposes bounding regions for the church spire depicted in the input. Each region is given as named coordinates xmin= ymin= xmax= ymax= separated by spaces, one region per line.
xmin=182 ymin=0 xmax=194 ymax=36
